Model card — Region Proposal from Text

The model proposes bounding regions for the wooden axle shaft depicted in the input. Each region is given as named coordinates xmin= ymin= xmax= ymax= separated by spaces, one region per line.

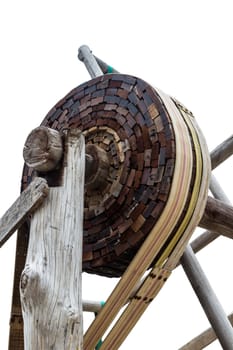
xmin=200 ymin=196 xmax=233 ymax=238
xmin=23 ymin=126 xmax=233 ymax=240
xmin=23 ymin=126 xmax=110 ymax=191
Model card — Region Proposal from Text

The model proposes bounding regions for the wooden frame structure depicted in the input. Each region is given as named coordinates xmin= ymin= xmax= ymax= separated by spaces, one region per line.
xmin=0 ymin=45 xmax=233 ymax=349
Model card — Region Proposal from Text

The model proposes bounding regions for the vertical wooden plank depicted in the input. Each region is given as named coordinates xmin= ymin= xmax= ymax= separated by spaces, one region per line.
xmin=8 ymin=223 xmax=29 ymax=350
xmin=20 ymin=130 xmax=85 ymax=349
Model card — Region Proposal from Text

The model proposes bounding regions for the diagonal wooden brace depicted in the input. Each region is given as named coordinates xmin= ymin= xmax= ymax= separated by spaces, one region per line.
xmin=0 ymin=177 xmax=49 ymax=248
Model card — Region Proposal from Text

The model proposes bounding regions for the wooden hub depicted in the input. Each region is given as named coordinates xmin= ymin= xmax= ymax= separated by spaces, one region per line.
xmin=22 ymin=74 xmax=207 ymax=277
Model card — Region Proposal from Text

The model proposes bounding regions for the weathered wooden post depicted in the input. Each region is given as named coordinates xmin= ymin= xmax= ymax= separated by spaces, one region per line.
xmin=20 ymin=128 xmax=85 ymax=349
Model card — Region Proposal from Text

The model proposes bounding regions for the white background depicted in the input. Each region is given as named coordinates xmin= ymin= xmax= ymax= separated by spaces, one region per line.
xmin=0 ymin=1 xmax=233 ymax=349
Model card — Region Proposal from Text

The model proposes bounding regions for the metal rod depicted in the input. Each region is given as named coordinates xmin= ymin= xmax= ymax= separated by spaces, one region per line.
xmin=181 ymin=245 xmax=233 ymax=350
xmin=78 ymin=45 xmax=103 ymax=78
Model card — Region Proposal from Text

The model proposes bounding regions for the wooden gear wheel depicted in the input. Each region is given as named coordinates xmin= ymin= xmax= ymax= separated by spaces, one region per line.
xmin=21 ymin=73 xmax=210 ymax=278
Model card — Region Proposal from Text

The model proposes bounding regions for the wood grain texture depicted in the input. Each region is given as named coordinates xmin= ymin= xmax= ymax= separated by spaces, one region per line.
xmin=23 ymin=126 xmax=63 ymax=172
xmin=200 ymin=196 xmax=233 ymax=238
xmin=20 ymin=130 xmax=84 ymax=349
xmin=211 ymin=134 xmax=233 ymax=169
xmin=0 ymin=177 xmax=48 ymax=248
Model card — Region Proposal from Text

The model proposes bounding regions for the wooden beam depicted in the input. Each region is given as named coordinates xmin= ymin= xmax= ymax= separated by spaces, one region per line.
xmin=186 ymin=135 xmax=233 ymax=254
xmin=179 ymin=312 xmax=233 ymax=349
xmin=83 ymin=300 xmax=105 ymax=313
xmin=189 ymin=174 xmax=232 ymax=257
xmin=0 ymin=177 xmax=48 ymax=248
xmin=181 ymin=245 xmax=233 ymax=349
xmin=211 ymin=134 xmax=233 ymax=169
xmin=210 ymin=174 xmax=231 ymax=204
xmin=78 ymin=45 xmax=103 ymax=78
xmin=20 ymin=130 xmax=85 ymax=349
xmin=199 ymin=196 xmax=233 ymax=239
xmin=190 ymin=230 xmax=219 ymax=254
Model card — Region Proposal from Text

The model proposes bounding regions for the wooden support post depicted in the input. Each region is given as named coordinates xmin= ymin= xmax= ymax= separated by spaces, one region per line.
xmin=20 ymin=129 xmax=85 ymax=349
xmin=181 ymin=245 xmax=233 ymax=350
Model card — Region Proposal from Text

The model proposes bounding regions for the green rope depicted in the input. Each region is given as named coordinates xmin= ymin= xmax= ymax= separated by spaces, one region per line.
xmin=107 ymin=65 xmax=113 ymax=73
xmin=95 ymin=339 xmax=103 ymax=350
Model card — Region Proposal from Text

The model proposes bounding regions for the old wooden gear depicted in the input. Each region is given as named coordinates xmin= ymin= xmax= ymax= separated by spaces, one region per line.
xmin=21 ymin=73 xmax=210 ymax=278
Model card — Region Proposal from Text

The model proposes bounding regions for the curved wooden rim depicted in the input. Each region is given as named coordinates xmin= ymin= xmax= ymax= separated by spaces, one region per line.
xmin=84 ymin=89 xmax=210 ymax=350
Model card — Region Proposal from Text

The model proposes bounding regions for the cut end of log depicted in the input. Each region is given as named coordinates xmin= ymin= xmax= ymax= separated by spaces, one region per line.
xmin=23 ymin=126 xmax=63 ymax=172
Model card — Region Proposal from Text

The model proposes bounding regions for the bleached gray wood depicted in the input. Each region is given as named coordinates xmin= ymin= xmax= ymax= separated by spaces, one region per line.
xmin=78 ymin=45 xmax=103 ymax=78
xmin=0 ymin=177 xmax=48 ymax=248
xmin=189 ymin=173 xmax=232 ymax=255
xmin=179 ymin=312 xmax=233 ymax=349
xmin=23 ymin=126 xmax=63 ymax=172
xmin=210 ymin=174 xmax=231 ymax=204
xmin=211 ymin=134 xmax=233 ymax=169
xmin=190 ymin=230 xmax=218 ymax=254
xmin=181 ymin=245 xmax=233 ymax=350
xmin=83 ymin=300 xmax=105 ymax=313
xmin=20 ymin=129 xmax=85 ymax=350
